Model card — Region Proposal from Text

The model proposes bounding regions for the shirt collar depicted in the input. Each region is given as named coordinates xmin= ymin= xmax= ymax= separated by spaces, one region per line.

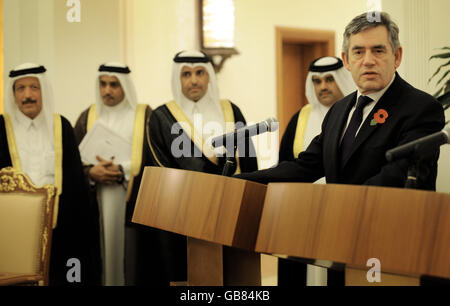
xmin=101 ymin=98 xmax=130 ymax=115
xmin=13 ymin=108 xmax=46 ymax=130
xmin=178 ymin=95 xmax=209 ymax=118
xmin=357 ymin=73 xmax=396 ymax=104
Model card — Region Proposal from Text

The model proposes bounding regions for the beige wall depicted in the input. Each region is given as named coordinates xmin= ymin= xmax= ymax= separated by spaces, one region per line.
xmin=3 ymin=0 xmax=123 ymax=123
xmin=52 ymin=0 xmax=123 ymax=123
xmin=3 ymin=0 xmax=450 ymax=190
xmin=124 ymin=0 xmax=199 ymax=111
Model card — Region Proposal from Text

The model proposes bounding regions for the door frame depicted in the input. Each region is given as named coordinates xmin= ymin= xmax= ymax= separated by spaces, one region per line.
xmin=275 ymin=27 xmax=335 ymax=137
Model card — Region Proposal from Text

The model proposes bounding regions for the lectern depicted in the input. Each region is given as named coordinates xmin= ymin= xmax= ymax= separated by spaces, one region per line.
xmin=255 ymin=183 xmax=450 ymax=285
xmin=132 ymin=167 xmax=267 ymax=286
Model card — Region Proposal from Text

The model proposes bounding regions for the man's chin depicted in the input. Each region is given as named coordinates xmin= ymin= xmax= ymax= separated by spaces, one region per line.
xmin=22 ymin=105 xmax=38 ymax=113
xmin=359 ymin=82 xmax=384 ymax=94
xmin=187 ymin=95 xmax=202 ymax=102
xmin=23 ymin=111 xmax=39 ymax=119
xmin=103 ymin=99 xmax=118 ymax=106
xmin=318 ymin=97 xmax=334 ymax=106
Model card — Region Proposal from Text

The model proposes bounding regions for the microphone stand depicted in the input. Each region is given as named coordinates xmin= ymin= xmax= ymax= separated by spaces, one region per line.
xmin=221 ymin=144 xmax=237 ymax=177
xmin=221 ymin=129 xmax=249 ymax=177
xmin=404 ymin=152 xmax=432 ymax=190
xmin=404 ymin=159 xmax=418 ymax=189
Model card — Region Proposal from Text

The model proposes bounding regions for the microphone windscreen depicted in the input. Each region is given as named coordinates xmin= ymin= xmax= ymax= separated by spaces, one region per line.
xmin=265 ymin=117 xmax=279 ymax=132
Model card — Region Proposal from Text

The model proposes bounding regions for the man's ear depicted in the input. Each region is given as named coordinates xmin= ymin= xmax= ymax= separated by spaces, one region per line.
xmin=394 ymin=46 xmax=403 ymax=69
xmin=342 ymin=52 xmax=351 ymax=71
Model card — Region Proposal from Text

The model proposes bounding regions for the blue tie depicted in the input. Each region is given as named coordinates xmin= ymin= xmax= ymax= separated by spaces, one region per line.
xmin=340 ymin=95 xmax=373 ymax=164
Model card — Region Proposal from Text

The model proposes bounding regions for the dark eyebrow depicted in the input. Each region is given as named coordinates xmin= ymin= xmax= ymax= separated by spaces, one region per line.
xmin=373 ymin=45 xmax=387 ymax=50
xmin=351 ymin=46 xmax=365 ymax=51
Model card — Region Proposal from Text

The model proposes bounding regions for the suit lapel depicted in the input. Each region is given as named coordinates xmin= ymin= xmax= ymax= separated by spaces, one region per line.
xmin=341 ymin=74 xmax=403 ymax=168
xmin=325 ymin=92 xmax=357 ymax=180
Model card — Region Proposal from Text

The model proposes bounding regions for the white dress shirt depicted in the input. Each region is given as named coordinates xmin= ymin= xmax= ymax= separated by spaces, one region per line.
xmin=13 ymin=109 xmax=55 ymax=187
xmin=342 ymin=74 xmax=396 ymax=139
xmin=178 ymin=96 xmax=226 ymax=139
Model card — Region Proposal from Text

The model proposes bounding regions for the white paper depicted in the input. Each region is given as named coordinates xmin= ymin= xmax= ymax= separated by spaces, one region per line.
xmin=79 ymin=121 xmax=131 ymax=165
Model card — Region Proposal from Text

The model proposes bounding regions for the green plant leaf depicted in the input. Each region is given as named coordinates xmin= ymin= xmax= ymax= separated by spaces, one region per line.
xmin=438 ymin=91 xmax=450 ymax=109
xmin=430 ymin=52 xmax=450 ymax=60
xmin=428 ymin=60 xmax=450 ymax=83
xmin=433 ymin=87 xmax=443 ymax=98
xmin=429 ymin=48 xmax=450 ymax=112
xmin=436 ymin=70 xmax=450 ymax=86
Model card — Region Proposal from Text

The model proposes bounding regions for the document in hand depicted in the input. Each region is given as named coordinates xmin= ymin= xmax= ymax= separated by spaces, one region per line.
xmin=79 ymin=121 xmax=131 ymax=165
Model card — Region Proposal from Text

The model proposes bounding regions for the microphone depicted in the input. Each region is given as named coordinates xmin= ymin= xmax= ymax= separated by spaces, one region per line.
xmin=385 ymin=127 xmax=450 ymax=162
xmin=211 ymin=117 xmax=279 ymax=148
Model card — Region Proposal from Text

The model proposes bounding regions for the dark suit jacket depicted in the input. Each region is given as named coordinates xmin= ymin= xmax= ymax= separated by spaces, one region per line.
xmin=236 ymin=73 xmax=445 ymax=190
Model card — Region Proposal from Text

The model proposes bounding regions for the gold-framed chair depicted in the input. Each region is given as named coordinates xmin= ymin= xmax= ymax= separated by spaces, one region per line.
xmin=0 ymin=167 xmax=56 ymax=286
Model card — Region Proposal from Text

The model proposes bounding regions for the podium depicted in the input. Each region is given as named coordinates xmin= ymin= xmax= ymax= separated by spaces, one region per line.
xmin=132 ymin=167 xmax=267 ymax=286
xmin=255 ymin=183 xmax=450 ymax=285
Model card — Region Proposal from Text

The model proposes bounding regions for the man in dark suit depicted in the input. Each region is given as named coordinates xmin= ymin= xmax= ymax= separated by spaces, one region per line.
xmin=235 ymin=11 xmax=445 ymax=285
xmin=236 ymin=11 xmax=444 ymax=189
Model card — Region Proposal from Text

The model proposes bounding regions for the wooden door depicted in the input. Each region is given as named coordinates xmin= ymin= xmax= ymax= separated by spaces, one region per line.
xmin=276 ymin=27 xmax=335 ymax=138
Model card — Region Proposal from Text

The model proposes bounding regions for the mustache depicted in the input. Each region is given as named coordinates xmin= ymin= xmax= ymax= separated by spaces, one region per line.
xmin=319 ymin=90 xmax=332 ymax=96
xmin=22 ymin=98 xmax=37 ymax=105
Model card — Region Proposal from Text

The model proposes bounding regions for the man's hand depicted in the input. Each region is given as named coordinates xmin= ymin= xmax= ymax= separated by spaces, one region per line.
xmin=88 ymin=155 xmax=123 ymax=184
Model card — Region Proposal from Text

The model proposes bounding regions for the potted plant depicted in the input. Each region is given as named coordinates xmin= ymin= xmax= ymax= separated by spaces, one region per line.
xmin=429 ymin=47 xmax=450 ymax=111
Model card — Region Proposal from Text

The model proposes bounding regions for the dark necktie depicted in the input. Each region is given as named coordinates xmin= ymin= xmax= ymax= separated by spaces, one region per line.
xmin=340 ymin=95 xmax=373 ymax=164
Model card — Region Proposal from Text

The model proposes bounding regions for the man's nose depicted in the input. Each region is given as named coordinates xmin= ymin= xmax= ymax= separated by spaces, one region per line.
xmin=190 ymin=74 xmax=199 ymax=85
xmin=363 ymin=50 xmax=376 ymax=66
xmin=319 ymin=82 xmax=328 ymax=91
xmin=24 ymin=87 xmax=33 ymax=98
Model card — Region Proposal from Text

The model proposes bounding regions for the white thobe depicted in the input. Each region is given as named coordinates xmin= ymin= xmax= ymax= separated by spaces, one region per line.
xmin=13 ymin=109 xmax=54 ymax=187
xmin=97 ymin=100 xmax=134 ymax=286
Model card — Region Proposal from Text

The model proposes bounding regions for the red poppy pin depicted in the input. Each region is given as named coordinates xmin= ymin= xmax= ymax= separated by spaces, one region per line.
xmin=370 ymin=109 xmax=388 ymax=126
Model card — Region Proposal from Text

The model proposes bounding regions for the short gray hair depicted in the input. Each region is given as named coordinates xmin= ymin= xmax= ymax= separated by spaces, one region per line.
xmin=342 ymin=11 xmax=400 ymax=55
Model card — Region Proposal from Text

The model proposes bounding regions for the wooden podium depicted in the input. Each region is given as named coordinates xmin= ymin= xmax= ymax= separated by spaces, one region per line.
xmin=255 ymin=183 xmax=450 ymax=286
xmin=132 ymin=167 xmax=267 ymax=286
